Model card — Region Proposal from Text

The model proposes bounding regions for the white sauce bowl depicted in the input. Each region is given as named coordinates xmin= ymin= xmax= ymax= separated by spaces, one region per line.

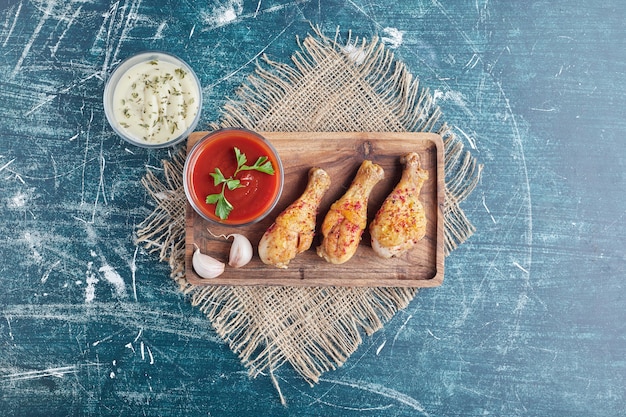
xmin=103 ymin=51 xmax=202 ymax=148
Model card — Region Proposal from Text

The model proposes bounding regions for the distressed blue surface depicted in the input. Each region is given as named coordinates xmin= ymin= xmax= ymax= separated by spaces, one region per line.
xmin=1 ymin=0 xmax=625 ymax=416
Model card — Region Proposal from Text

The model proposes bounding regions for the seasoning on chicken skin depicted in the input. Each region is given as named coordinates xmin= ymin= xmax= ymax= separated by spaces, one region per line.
xmin=258 ymin=167 xmax=331 ymax=268
xmin=370 ymin=152 xmax=428 ymax=259
xmin=317 ymin=160 xmax=384 ymax=264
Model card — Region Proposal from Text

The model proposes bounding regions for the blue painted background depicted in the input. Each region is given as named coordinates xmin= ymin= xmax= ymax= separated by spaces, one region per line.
xmin=1 ymin=0 xmax=624 ymax=415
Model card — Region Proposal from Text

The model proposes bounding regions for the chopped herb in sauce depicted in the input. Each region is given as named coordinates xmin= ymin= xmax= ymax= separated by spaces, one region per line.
xmin=112 ymin=58 xmax=199 ymax=144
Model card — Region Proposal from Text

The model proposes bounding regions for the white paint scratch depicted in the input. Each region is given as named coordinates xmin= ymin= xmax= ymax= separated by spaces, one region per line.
xmin=79 ymin=112 xmax=111 ymax=225
xmin=392 ymin=314 xmax=413 ymax=347
xmin=5 ymin=316 xmax=14 ymax=341
xmin=144 ymin=164 xmax=163 ymax=171
xmin=555 ymin=64 xmax=564 ymax=78
xmin=426 ymin=329 xmax=441 ymax=340
xmin=495 ymin=78 xmax=533 ymax=258
xmin=25 ymin=72 xmax=101 ymax=117
xmin=2 ymin=1 xmax=22 ymax=48
xmin=152 ymin=21 xmax=167 ymax=40
xmin=254 ymin=0 xmax=309 ymax=17
xmin=92 ymin=333 xmax=114 ymax=346
xmin=0 ymin=158 xmax=16 ymax=173
xmin=376 ymin=340 xmax=386 ymax=355
xmin=41 ymin=260 xmax=61 ymax=284
xmin=482 ymin=194 xmax=497 ymax=224
xmin=206 ymin=22 xmax=292 ymax=89
xmin=133 ymin=328 xmax=143 ymax=343
xmin=512 ymin=261 xmax=529 ymax=274
xmin=51 ymin=5 xmax=83 ymax=57
xmin=381 ymin=27 xmax=404 ymax=49
xmin=530 ymin=107 xmax=557 ymax=112
xmin=131 ymin=246 xmax=138 ymax=301
xmin=464 ymin=53 xmax=481 ymax=70
xmin=431 ymin=0 xmax=480 ymax=54
xmin=1 ymin=365 xmax=90 ymax=381
xmin=2 ymin=304 xmax=222 ymax=343
xmin=318 ymin=377 xmax=430 ymax=415
xmin=201 ymin=0 xmax=242 ymax=29
xmin=514 ymin=292 xmax=529 ymax=313
xmin=346 ymin=0 xmax=372 ymax=24
xmin=146 ymin=344 xmax=154 ymax=365
xmin=433 ymin=89 xmax=473 ymax=117
xmin=96 ymin=0 xmax=142 ymax=76
xmin=456 ymin=126 xmax=477 ymax=150
xmin=85 ymin=261 xmax=99 ymax=303
xmin=92 ymin=1 xmax=118 ymax=63
xmin=92 ymin=329 xmax=128 ymax=347
xmin=98 ymin=262 xmax=128 ymax=299
xmin=112 ymin=0 xmax=142 ymax=70
xmin=80 ymin=109 xmax=93 ymax=208
xmin=12 ymin=0 xmax=54 ymax=77
xmin=24 ymin=232 xmax=43 ymax=264
xmin=9 ymin=191 xmax=28 ymax=208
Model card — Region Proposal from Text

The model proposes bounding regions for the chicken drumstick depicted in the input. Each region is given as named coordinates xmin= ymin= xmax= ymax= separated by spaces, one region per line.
xmin=317 ymin=160 xmax=384 ymax=264
xmin=370 ymin=152 xmax=429 ymax=258
xmin=258 ymin=167 xmax=331 ymax=268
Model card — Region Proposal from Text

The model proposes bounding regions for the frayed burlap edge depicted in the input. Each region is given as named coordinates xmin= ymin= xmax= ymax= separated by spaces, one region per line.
xmin=136 ymin=28 xmax=482 ymax=391
xmin=136 ymin=152 xmax=190 ymax=291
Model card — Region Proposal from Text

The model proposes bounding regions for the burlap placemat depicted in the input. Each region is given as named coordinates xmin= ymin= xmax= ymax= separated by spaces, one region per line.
xmin=136 ymin=29 xmax=481 ymax=396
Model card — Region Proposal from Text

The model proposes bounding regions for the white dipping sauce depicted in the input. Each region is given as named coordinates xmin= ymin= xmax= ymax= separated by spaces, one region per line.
xmin=111 ymin=58 xmax=200 ymax=144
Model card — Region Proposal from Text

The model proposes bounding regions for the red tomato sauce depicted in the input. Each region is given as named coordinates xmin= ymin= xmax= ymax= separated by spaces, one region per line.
xmin=186 ymin=129 xmax=283 ymax=225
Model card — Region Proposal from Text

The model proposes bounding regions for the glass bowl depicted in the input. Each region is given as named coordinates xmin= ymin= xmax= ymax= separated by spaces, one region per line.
xmin=103 ymin=51 xmax=202 ymax=148
xmin=183 ymin=128 xmax=284 ymax=227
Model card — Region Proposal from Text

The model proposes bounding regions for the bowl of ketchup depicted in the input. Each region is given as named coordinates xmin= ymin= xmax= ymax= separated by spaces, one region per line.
xmin=183 ymin=128 xmax=284 ymax=226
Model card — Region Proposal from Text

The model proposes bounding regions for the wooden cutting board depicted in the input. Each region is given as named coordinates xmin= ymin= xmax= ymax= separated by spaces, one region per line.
xmin=184 ymin=131 xmax=445 ymax=287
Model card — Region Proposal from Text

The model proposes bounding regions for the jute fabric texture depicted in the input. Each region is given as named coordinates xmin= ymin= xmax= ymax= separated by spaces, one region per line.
xmin=136 ymin=30 xmax=482 ymax=386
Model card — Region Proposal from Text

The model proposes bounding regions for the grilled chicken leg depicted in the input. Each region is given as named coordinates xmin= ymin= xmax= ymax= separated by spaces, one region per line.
xmin=317 ymin=160 xmax=384 ymax=264
xmin=258 ymin=167 xmax=331 ymax=268
xmin=370 ymin=152 xmax=429 ymax=258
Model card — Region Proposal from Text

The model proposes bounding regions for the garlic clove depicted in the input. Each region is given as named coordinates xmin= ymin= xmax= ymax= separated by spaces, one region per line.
xmin=192 ymin=246 xmax=225 ymax=279
xmin=228 ymin=233 xmax=253 ymax=268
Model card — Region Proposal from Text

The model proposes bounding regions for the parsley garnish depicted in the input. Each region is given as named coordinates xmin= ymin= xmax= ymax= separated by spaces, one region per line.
xmin=205 ymin=147 xmax=275 ymax=220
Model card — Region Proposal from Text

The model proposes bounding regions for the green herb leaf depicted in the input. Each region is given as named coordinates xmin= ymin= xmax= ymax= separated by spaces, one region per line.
xmin=205 ymin=147 xmax=276 ymax=220
xmin=226 ymin=178 xmax=241 ymax=190
xmin=234 ymin=147 xmax=247 ymax=168
xmin=237 ymin=156 xmax=275 ymax=175
xmin=215 ymin=195 xmax=233 ymax=220
xmin=205 ymin=193 xmax=221 ymax=204
xmin=209 ymin=168 xmax=226 ymax=185
xmin=253 ymin=157 xmax=275 ymax=175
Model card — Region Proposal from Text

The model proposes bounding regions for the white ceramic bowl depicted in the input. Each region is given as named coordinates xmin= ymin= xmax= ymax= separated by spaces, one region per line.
xmin=103 ymin=51 xmax=202 ymax=148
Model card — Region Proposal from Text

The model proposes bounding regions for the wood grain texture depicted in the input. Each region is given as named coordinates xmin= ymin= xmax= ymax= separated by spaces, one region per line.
xmin=185 ymin=131 xmax=445 ymax=287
